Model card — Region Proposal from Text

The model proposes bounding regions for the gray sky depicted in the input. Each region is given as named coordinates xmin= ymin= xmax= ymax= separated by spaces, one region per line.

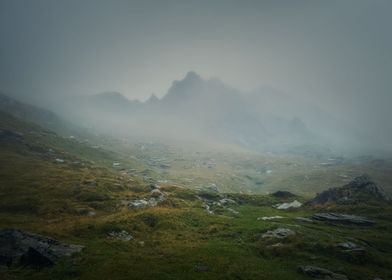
xmin=1 ymin=0 xmax=391 ymax=142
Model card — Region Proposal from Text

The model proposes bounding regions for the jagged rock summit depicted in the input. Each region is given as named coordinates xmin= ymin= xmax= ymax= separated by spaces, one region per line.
xmin=310 ymin=174 xmax=389 ymax=205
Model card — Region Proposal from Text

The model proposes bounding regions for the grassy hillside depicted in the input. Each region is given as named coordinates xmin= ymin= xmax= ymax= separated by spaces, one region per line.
xmin=1 ymin=110 xmax=392 ymax=279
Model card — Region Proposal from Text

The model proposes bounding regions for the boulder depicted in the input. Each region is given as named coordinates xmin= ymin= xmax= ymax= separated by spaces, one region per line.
xmin=274 ymin=200 xmax=302 ymax=210
xmin=150 ymin=189 xmax=163 ymax=198
xmin=311 ymin=213 xmax=375 ymax=226
xmin=310 ymin=175 xmax=389 ymax=205
xmin=298 ymin=265 xmax=348 ymax=280
xmin=205 ymin=183 xmax=219 ymax=193
xmin=0 ymin=229 xmax=83 ymax=268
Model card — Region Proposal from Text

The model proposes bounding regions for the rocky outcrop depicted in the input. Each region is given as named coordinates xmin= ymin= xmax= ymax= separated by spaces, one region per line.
xmin=311 ymin=213 xmax=375 ymax=226
xmin=310 ymin=175 xmax=389 ymax=205
xmin=0 ymin=229 xmax=83 ymax=268
xmin=298 ymin=265 xmax=348 ymax=280
xmin=271 ymin=191 xmax=296 ymax=199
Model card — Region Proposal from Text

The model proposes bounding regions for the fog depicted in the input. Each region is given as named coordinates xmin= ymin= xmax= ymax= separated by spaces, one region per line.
xmin=1 ymin=0 xmax=391 ymax=155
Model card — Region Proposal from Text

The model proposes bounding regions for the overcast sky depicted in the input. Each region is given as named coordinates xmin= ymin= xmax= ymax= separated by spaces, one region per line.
xmin=1 ymin=0 xmax=391 ymax=142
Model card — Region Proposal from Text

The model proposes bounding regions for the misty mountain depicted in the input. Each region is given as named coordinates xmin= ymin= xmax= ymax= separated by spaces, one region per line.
xmin=48 ymin=71 xmax=356 ymax=156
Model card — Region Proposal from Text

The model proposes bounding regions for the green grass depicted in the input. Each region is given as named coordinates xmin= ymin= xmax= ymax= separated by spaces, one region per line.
xmin=1 ymin=111 xmax=392 ymax=279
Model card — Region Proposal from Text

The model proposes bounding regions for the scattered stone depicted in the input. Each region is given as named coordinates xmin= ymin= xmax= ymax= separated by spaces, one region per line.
xmin=296 ymin=217 xmax=313 ymax=223
xmin=311 ymin=213 xmax=375 ymax=226
xmin=149 ymin=184 xmax=161 ymax=190
xmin=271 ymin=191 xmax=296 ymax=199
xmin=298 ymin=265 xmax=348 ymax=280
xmin=0 ymin=229 xmax=83 ymax=268
xmin=203 ymin=203 xmax=214 ymax=214
xmin=205 ymin=183 xmax=219 ymax=193
xmin=336 ymin=242 xmax=358 ymax=250
xmin=274 ymin=200 xmax=302 ymax=210
xmin=87 ymin=211 xmax=96 ymax=217
xmin=127 ymin=193 xmax=165 ymax=209
xmin=128 ymin=199 xmax=149 ymax=209
xmin=269 ymin=242 xmax=284 ymax=248
xmin=194 ymin=264 xmax=209 ymax=272
xmin=262 ymin=228 xmax=295 ymax=239
xmin=226 ymin=208 xmax=239 ymax=215
xmin=218 ymin=198 xmax=236 ymax=206
xmin=82 ymin=179 xmax=97 ymax=187
xmin=150 ymin=189 xmax=163 ymax=198
xmin=258 ymin=216 xmax=284 ymax=221
xmin=310 ymin=174 xmax=389 ymax=205
xmin=107 ymin=230 xmax=133 ymax=241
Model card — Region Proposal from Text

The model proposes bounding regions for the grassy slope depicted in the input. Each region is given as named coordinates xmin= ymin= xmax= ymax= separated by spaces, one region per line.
xmin=1 ymin=112 xmax=392 ymax=279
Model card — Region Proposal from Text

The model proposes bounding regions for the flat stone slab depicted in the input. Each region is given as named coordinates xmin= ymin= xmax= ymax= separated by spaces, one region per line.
xmin=298 ymin=265 xmax=348 ymax=280
xmin=311 ymin=213 xmax=375 ymax=226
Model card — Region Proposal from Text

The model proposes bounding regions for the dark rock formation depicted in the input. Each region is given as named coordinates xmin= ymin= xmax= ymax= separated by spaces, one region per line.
xmin=311 ymin=213 xmax=375 ymax=226
xmin=310 ymin=175 xmax=389 ymax=205
xmin=271 ymin=191 xmax=296 ymax=199
xmin=298 ymin=265 xmax=348 ymax=280
xmin=0 ymin=229 xmax=83 ymax=268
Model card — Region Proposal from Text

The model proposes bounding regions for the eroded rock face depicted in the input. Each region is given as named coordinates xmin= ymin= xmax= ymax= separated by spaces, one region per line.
xmin=0 ymin=229 xmax=83 ymax=268
xmin=310 ymin=175 xmax=389 ymax=205
xmin=311 ymin=213 xmax=375 ymax=226
xmin=298 ymin=265 xmax=348 ymax=280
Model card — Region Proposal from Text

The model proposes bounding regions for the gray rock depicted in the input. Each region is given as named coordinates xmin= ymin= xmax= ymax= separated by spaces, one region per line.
xmin=218 ymin=198 xmax=236 ymax=206
xmin=298 ymin=265 xmax=348 ymax=280
xmin=274 ymin=200 xmax=302 ymax=209
xmin=107 ymin=230 xmax=133 ymax=241
xmin=258 ymin=216 xmax=284 ymax=221
xmin=311 ymin=213 xmax=375 ymax=226
xmin=262 ymin=228 xmax=295 ymax=239
xmin=296 ymin=217 xmax=313 ymax=223
xmin=150 ymin=189 xmax=164 ymax=198
xmin=205 ymin=183 xmax=219 ymax=193
xmin=128 ymin=199 xmax=149 ymax=209
xmin=0 ymin=229 xmax=83 ymax=268
xmin=336 ymin=242 xmax=358 ymax=250
xmin=226 ymin=208 xmax=239 ymax=215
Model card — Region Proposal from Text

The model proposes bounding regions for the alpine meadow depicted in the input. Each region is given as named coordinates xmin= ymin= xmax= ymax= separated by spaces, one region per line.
xmin=1 ymin=1 xmax=392 ymax=279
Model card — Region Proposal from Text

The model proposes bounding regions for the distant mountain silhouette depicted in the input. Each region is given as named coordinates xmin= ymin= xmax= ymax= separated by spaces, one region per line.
xmin=31 ymin=71 xmax=367 ymax=156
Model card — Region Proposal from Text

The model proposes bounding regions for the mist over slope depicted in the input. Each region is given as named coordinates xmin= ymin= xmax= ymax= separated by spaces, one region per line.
xmin=33 ymin=72 xmax=384 ymax=157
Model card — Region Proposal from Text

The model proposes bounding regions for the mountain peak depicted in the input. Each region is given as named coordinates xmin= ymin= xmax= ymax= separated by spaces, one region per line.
xmin=183 ymin=71 xmax=201 ymax=82
xmin=146 ymin=93 xmax=160 ymax=104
